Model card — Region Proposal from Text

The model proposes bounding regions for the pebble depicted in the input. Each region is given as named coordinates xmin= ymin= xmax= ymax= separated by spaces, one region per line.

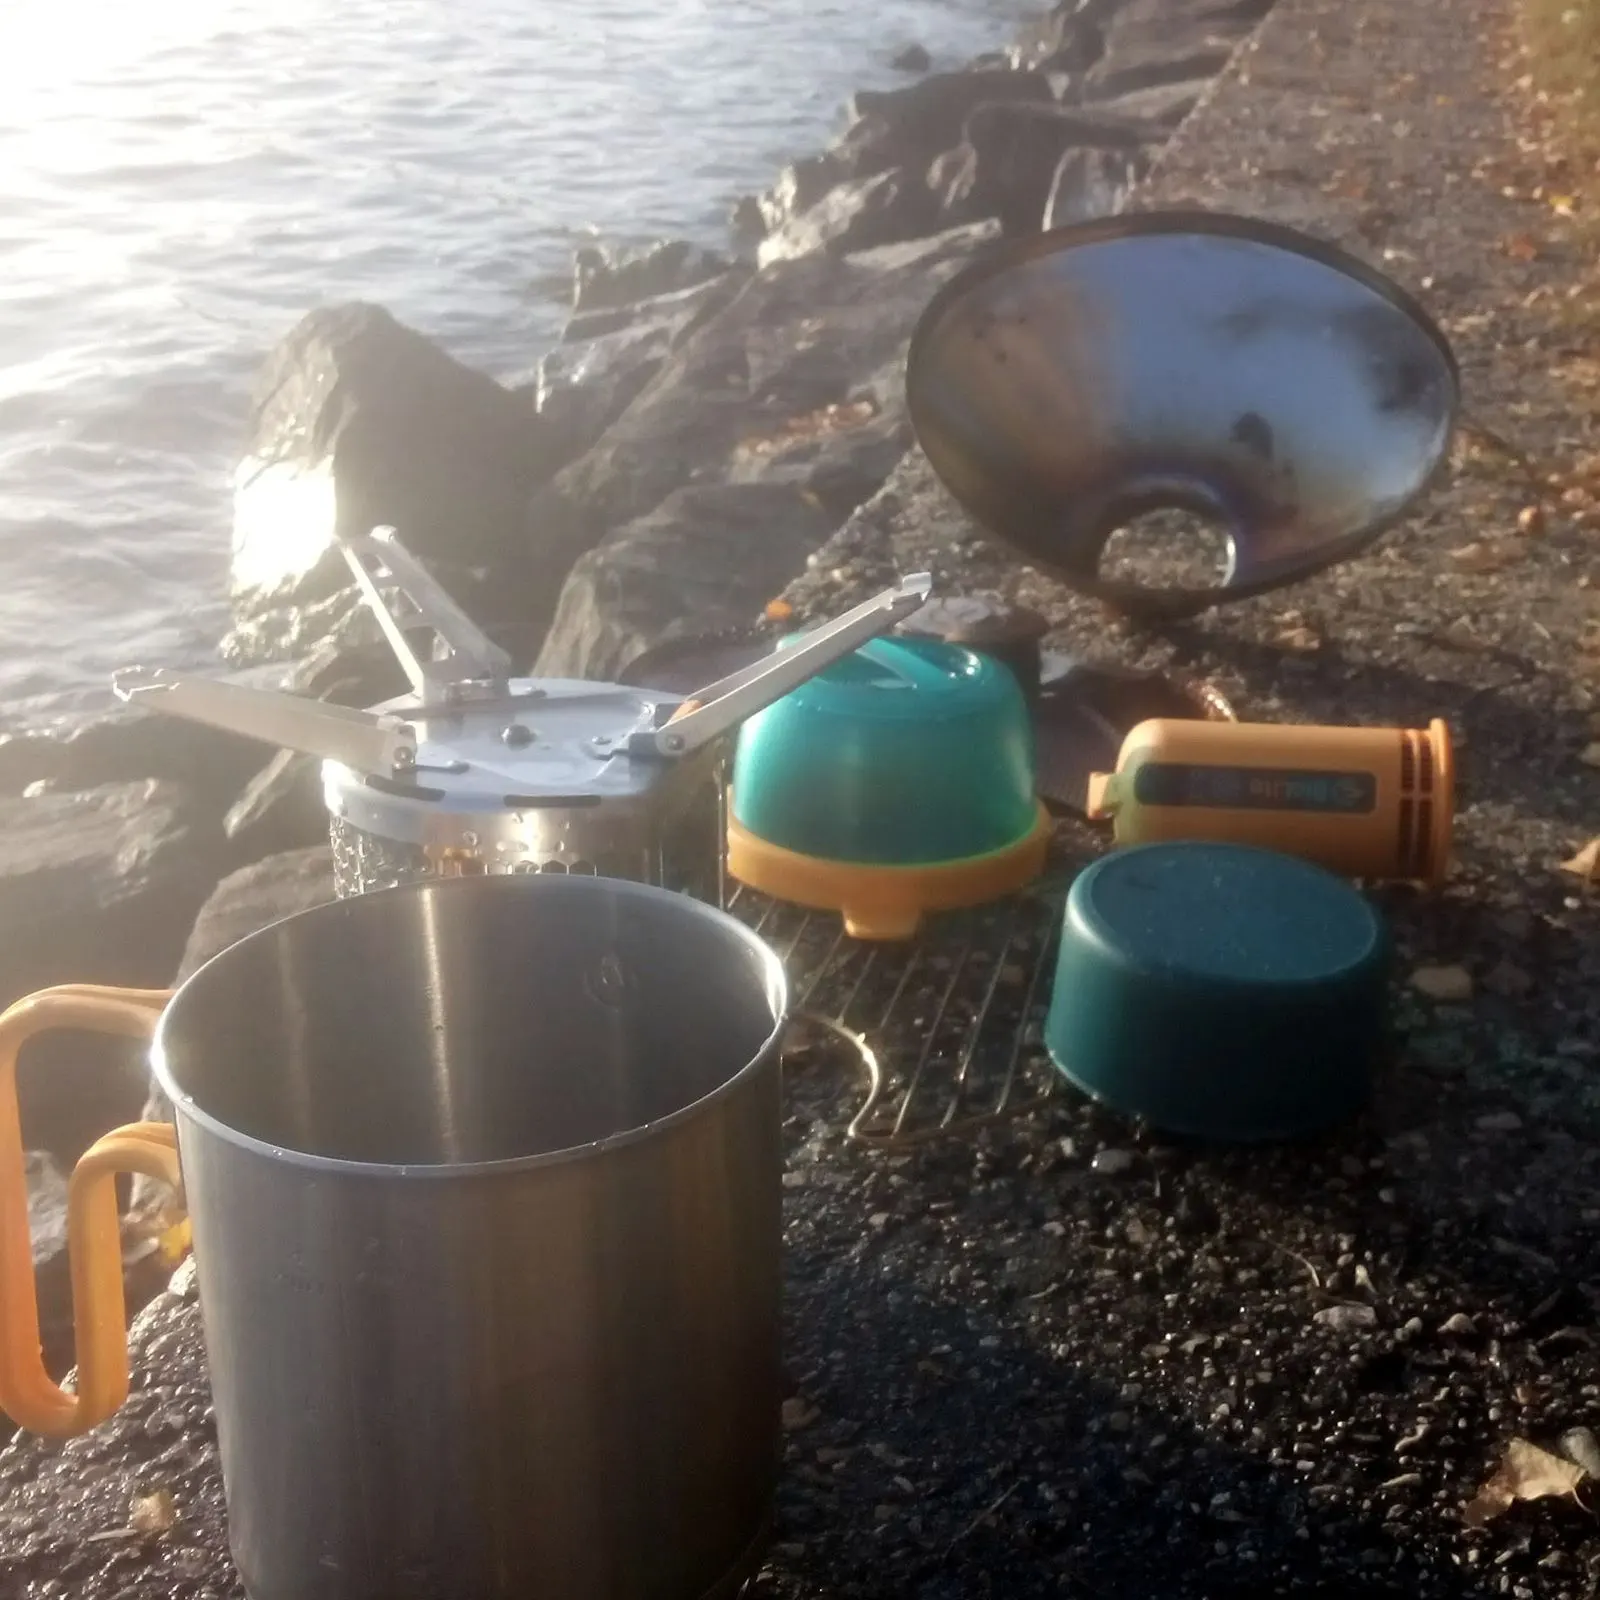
xmin=1438 ymin=1312 xmax=1478 ymax=1338
xmin=1475 ymin=1111 xmax=1523 ymax=1133
xmin=1562 ymin=1428 xmax=1600 ymax=1479
xmin=1411 ymin=963 xmax=1474 ymax=1002
xmin=1092 ymin=1149 xmax=1136 ymax=1176
xmin=1314 ymin=1303 xmax=1378 ymax=1332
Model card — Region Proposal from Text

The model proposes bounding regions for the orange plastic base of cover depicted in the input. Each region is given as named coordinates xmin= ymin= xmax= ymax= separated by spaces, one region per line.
xmin=726 ymin=803 xmax=1054 ymax=941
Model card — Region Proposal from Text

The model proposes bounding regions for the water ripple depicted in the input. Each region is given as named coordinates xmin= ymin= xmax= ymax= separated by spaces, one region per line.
xmin=0 ymin=0 xmax=1024 ymax=728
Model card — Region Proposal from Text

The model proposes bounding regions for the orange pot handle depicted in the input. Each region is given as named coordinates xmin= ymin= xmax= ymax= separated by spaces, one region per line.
xmin=0 ymin=985 xmax=181 ymax=1437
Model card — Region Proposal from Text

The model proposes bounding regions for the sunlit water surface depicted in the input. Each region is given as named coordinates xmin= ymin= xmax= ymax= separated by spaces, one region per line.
xmin=0 ymin=0 xmax=1022 ymax=727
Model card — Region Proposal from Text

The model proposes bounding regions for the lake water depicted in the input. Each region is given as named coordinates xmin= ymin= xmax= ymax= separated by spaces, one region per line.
xmin=0 ymin=0 xmax=1025 ymax=729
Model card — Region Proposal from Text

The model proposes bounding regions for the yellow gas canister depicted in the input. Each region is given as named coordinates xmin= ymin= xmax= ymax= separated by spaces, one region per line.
xmin=1085 ymin=718 xmax=1454 ymax=886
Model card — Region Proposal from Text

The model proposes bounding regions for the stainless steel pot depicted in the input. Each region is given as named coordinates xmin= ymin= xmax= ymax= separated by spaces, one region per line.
xmin=0 ymin=875 xmax=789 ymax=1600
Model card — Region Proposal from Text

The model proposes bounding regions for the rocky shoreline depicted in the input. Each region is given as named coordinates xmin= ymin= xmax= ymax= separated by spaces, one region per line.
xmin=1 ymin=0 xmax=1264 ymax=1328
xmin=8 ymin=0 xmax=1600 ymax=1593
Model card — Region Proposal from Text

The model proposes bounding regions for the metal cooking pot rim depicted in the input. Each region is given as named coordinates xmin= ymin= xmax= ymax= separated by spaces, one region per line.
xmin=150 ymin=874 xmax=789 ymax=1181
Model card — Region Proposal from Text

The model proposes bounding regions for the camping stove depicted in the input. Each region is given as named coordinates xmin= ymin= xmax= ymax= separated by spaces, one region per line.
xmin=115 ymin=527 xmax=931 ymax=899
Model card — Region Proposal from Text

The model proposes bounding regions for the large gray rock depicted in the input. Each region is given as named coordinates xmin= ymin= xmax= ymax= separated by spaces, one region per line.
xmin=0 ymin=706 xmax=272 ymax=824
xmin=0 ymin=782 xmax=224 ymax=1224
xmin=129 ymin=847 xmax=337 ymax=1227
xmin=756 ymin=170 xmax=936 ymax=267
xmin=0 ymin=780 xmax=222 ymax=1006
xmin=934 ymin=102 xmax=1158 ymax=235
xmin=756 ymin=71 xmax=1055 ymax=236
xmin=225 ymin=303 xmax=561 ymax=667
xmin=175 ymin=846 xmax=337 ymax=985
xmin=533 ymin=482 xmax=837 ymax=683
xmin=1085 ymin=0 xmax=1266 ymax=97
xmin=533 ymin=272 xmax=749 ymax=468
xmin=1043 ymin=144 xmax=1144 ymax=229
xmin=527 ymin=222 xmax=1001 ymax=677
xmin=568 ymin=238 xmax=731 ymax=316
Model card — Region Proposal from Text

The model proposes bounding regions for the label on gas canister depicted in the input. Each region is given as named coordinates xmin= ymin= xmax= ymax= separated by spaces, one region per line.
xmin=1132 ymin=763 xmax=1378 ymax=814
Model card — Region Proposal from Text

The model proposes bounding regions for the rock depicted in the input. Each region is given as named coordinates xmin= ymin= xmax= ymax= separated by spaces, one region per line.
xmin=130 ymin=847 xmax=338 ymax=1158
xmin=890 ymin=43 xmax=932 ymax=73
xmin=1085 ymin=0 xmax=1266 ymax=97
xmin=536 ymin=319 xmax=684 ymax=464
xmin=757 ymin=170 xmax=936 ymax=267
xmin=532 ymin=482 xmax=837 ymax=683
xmin=0 ymin=782 xmax=222 ymax=1192
xmin=0 ymin=781 xmax=221 ymax=1006
xmin=758 ymin=71 xmax=1054 ymax=234
xmin=1475 ymin=1110 xmax=1524 ymax=1133
xmin=226 ymin=303 xmax=561 ymax=668
xmin=847 ymin=69 xmax=1056 ymax=156
xmin=0 ymin=707 xmax=272 ymax=836
xmin=1007 ymin=3 xmax=1105 ymax=73
xmin=526 ymin=222 xmax=1001 ymax=671
xmin=1313 ymin=1303 xmax=1378 ymax=1333
xmin=1411 ymin=963 xmax=1474 ymax=1002
xmin=1438 ymin=1312 xmax=1479 ymax=1338
xmin=24 ymin=1152 xmax=74 ymax=1381
xmin=224 ymin=751 xmax=327 ymax=859
xmin=568 ymin=238 xmax=730 ymax=316
xmin=1081 ymin=80 xmax=1211 ymax=128
xmin=729 ymin=194 xmax=766 ymax=253
xmin=934 ymin=102 xmax=1154 ymax=235
xmin=1043 ymin=144 xmax=1143 ymax=229
xmin=1091 ymin=1148 xmax=1136 ymax=1175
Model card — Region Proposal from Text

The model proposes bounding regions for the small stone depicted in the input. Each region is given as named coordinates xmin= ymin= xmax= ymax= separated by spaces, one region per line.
xmin=1561 ymin=1427 xmax=1600 ymax=1478
xmin=1475 ymin=1111 xmax=1523 ymax=1133
xmin=1091 ymin=1149 xmax=1136 ymax=1176
xmin=1314 ymin=1303 xmax=1378 ymax=1333
xmin=782 ymin=1397 xmax=819 ymax=1431
xmin=1438 ymin=1312 xmax=1477 ymax=1338
xmin=1483 ymin=961 xmax=1534 ymax=998
xmin=1412 ymin=964 xmax=1473 ymax=1002
xmin=1517 ymin=504 xmax=1546 ymax=536
xmin=1106 ymin=1410 xmax=1133 ymax=1433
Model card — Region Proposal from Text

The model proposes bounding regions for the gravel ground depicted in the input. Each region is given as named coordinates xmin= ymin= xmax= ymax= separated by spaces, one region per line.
xmin=4 ymin=0 xmax=1600 ymax=1595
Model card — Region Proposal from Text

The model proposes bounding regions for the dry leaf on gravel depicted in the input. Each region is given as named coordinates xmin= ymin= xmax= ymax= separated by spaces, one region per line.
xmin=1463 ymin=1438 xmax=1587 ymax=1527
xmin=1412 ymin=964 xmax=1475 ymax=1002
xmin=1561 ymin=838 xmax=1600 ymax=880
xmin=1451 ymin=539 xmax=1526 ymax=573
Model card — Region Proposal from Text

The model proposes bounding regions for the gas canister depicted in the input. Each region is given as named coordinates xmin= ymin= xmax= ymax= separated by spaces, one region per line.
xmin=1085 ymin=717 xmax=1454 ymax=886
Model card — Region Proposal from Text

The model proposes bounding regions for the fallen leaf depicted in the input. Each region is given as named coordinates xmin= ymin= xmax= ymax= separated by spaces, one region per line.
xmin=1562 ymin=838 xmax=1600 ymax=880
xmin=129 ymin=1489 xmax=177 ymax=1535
xmin=1451 ymin=539 xmax=1525 ymax=574
xmin=1412 ymin=964 xmax=1474 ymax=1002
xmin=1463 ymin=1438 xmax=1586 ymax=1527
xmin=764 ymin=599 xmax=794 ymax=623
xmin=1503 ymin=232 xmax=1542 ymax=261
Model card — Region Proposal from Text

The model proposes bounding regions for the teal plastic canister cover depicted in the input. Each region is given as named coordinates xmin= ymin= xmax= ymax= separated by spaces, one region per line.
xmin=1045 ymin=841 xmax=1390 ymax=1141
xmin=730 ymin=636 xmax=1038 ymax=866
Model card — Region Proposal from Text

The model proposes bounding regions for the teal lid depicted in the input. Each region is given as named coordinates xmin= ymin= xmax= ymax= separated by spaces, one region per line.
xmin=730 ymin=636 xmax=1039 ymax=866
xmin=1044 ymin=842 xmax=1390 ymax=1140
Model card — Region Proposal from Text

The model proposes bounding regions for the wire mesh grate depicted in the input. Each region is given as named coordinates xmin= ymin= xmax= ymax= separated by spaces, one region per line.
xmin=727 ymin=879 xmax=1069 ymax=1148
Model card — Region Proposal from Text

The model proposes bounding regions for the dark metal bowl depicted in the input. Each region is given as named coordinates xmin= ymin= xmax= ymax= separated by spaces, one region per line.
xmin=906 ymin=211 xmax=1460 ymax=619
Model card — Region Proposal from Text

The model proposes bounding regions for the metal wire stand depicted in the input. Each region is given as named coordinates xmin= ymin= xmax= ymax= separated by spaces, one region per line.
xmin=727 ymin=879 xmax=1069 ymax=1149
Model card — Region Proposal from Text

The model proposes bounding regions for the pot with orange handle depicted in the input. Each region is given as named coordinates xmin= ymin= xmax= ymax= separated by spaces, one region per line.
xmin=0 ymin=873 xmax=791 ymax=1600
